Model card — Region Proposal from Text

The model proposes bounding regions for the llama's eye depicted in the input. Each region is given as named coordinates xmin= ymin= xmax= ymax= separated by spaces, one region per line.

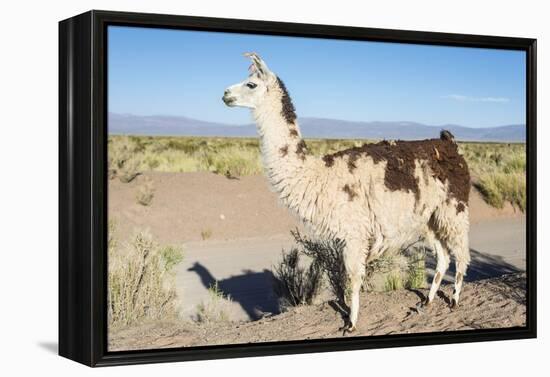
xmin=246 ymin=82 xmax=257 ymax=89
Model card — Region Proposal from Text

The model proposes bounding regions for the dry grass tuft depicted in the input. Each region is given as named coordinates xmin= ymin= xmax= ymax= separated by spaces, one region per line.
xmin=365 ymin=247 xmax=427 ymax=292
xmin=108 ymin=224 xmax=184 ymax=328
xmin=195 ymin=282 xmax=233 ymax=324
xmin=475 ymin=172 xmax=526 ymax=211
xmin=108 ymin=136 xmax=142 ymax=183
xmin=461 ymin=143 xmax=526 ymax=211
xmin=200 ymin=229 xmax=213 ymax=240
xmin=136 ymin=178 xmax=155 ymax=206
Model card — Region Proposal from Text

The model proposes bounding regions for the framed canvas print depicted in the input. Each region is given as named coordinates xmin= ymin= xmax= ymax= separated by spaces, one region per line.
xmin=59 ymin=10 xmax=537 ymax=367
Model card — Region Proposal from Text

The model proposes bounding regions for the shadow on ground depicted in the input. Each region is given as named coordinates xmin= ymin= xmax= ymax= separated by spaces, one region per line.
xmin=188 ymin=262 xmax=280 ymax=320
xmin=189 ymin=246 xmax=522 ymax=321
xmin=426 ymin=248 xmax=521 ymax=282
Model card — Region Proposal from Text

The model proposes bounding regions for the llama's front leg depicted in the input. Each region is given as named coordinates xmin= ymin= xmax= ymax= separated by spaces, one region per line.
xmin=346 ymin=270 xmax=364 ymax=333
xmin=343 ymin=243 xmax=365 ymax=333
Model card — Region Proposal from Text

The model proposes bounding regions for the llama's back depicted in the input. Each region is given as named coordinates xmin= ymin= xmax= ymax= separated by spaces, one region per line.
xmin=314 ymin=131 xmax=470 ymax=251
xmin=321 ymin=130 xmax=470 ymax=206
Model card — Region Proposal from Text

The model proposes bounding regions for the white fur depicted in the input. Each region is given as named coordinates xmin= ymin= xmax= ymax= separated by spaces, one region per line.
xmin=224 ymin=53 xmax=471 ymax=330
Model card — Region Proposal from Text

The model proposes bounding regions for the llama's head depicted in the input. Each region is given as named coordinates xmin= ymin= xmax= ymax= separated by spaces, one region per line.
xmin=223 ymin=52 xmax=277 ymax=109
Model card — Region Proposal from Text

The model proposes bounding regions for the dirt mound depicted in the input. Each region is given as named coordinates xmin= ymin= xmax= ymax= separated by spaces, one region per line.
xmin=109 ymin=272 xmax=526 ymax=351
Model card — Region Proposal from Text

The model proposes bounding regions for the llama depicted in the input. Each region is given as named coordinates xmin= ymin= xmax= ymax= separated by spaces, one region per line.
xmin=222 ymin=53 xmax=471 ymax=332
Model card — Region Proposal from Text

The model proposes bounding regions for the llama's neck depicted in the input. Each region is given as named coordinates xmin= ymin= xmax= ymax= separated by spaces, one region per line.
xmin=252 ymin=80 xmax=311 ymax=188
xmin=251 ymin=78 xmax=327 ymax=231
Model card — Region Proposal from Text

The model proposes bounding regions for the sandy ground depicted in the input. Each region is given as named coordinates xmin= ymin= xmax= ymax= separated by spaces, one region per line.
xmin=108 ymin=171 xmax=527 ymax=350
xmin=108 ymin=172 xmax=302 ymax=244
xmin=109 ymin=272 xmax=526 ymax=351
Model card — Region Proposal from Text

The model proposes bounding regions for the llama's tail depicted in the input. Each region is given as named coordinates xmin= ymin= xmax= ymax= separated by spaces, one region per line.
xmin=440 ymin=130 xmax=456 ymax=143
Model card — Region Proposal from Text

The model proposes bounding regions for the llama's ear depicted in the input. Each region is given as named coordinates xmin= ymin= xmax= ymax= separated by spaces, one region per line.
xmin=244 ymin=52 xmax=274 ymax=80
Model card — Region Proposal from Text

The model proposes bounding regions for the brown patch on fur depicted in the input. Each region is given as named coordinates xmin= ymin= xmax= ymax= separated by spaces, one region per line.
xmin=322 ymin=154 xmax=335 ymax=167
xmin=456 ymin=202 xmax=466 ymax=214
xmin=279 ymin=144 xmax=289 ymax=157
xmin=342 ymin=184 xmax=357 ymax=201
xmin=296 ymin=139 xmax=308 ymax=161
xmin=276 ymin=77 xmax=296 ymax=124
xmin=289 ymin=128 xmax=299 ymax=137
xmin=434 ymin=271 xmax=442 ymax=285
xmin=347 ymin=155 xmax=359 ymax=172
xmin=321 ymin=131 xmax=470 ymax=204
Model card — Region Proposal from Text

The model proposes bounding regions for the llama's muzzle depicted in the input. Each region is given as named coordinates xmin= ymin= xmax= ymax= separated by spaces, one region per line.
xmin=222 ymin=91 xmax=236 ymax=106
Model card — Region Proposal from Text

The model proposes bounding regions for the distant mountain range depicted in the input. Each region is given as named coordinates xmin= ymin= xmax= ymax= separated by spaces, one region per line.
xmin=109 ymin=113 xmax=526 ymax=142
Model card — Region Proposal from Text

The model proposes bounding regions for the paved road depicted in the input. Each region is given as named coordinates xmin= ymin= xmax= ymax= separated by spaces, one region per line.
xmin=175 ymin=217 xmax=526 ymax=322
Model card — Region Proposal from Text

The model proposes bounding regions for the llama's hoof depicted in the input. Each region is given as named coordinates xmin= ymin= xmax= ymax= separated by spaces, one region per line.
xmin=340 ymin=324 xmax=356 ymax=335
xmin=414 ymin=302 xmax=425 ymax=314
xmin=343 ymin=326 xmax=356 ymax=335
xmin=449 ymin=299 xmax=458 ymax=310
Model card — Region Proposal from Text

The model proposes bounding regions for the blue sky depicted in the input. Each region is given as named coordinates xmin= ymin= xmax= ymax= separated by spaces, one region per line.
xmin=108 ymin=26 xmax=526 ymax=128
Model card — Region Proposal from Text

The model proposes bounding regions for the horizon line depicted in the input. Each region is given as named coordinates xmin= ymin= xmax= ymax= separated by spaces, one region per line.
xmin=107 ymin=131 xmax=526 ymax=144
xmin=108 ymin=112 xmax=525 ymax=130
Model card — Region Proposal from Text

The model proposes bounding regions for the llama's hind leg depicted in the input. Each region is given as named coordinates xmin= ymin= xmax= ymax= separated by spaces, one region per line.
xmin=433 ymin=205 xmax=470 ymax=309
xmin=424 ymin=238 xmax=450 ymax=306
xmin=447 ymin=232 xmax=470 ymax=308
xmin=450 ymin=259 xmax=468 ymax=308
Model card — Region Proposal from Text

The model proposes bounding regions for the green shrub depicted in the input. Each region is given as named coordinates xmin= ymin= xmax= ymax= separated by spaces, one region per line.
xmin=384 ymin=273 xmax=403 ymax=291
xmin=291 ymin=230 xmax=348 ymax=305
xmin=405 ymin=247 xmax=426 ymax=289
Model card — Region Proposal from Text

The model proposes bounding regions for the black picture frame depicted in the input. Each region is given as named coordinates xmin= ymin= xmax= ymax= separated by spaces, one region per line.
xmin=59 ymin=10 xmax=537 ymax=367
